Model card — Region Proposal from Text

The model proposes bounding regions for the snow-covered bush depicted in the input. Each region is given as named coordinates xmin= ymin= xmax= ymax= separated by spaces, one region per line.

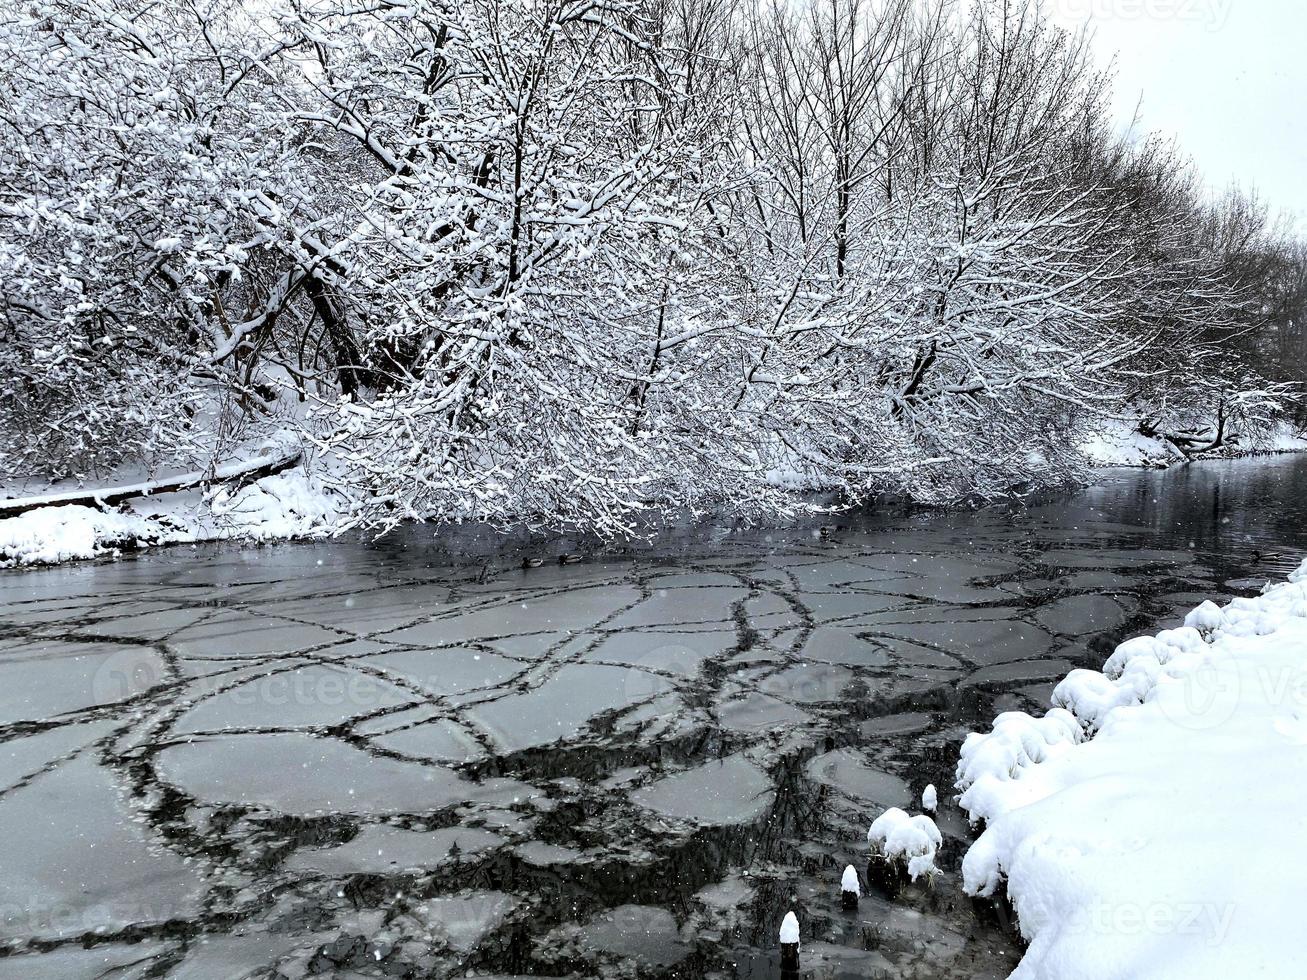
xmin=867 ymin=807 xmax=942 ymax=881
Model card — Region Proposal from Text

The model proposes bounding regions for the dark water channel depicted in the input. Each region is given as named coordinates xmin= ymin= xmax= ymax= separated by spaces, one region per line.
xmin=2 ymin=456 xmax=1306 ymax=980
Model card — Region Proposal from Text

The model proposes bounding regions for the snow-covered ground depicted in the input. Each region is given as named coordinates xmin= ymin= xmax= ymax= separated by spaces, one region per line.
xmin=955 ymin=558 xmax=1307 ymax=979
xmin=0 ymin=442 xmax=345 ymax=567
xmin=1079 ymin=417 xmax=1307 ymax=467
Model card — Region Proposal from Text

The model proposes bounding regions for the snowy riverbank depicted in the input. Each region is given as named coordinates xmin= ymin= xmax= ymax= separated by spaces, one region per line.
xmin=0 ymin=446 xmax=345 ymax=567
xmin=4 ymin=432 xmax=1306 ymax=568
xmin=955 ymin=557 xmax=1307 ymax=978
xmin=1078 ymin=418 xmax=1307 ymax=467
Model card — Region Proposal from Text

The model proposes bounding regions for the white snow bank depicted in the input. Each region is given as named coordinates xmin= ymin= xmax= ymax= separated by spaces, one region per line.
xmin=0 ymin=505 xmax=185 ymax=565
xmin=955 ymin=557 xmax=1307 ymax=979
xmin=867 ymin=807 xmax=942 ymax=880
xmin=1078 ymin=418 xmax=1180 ymax=467
xmin=201 ymin=468 xmax=343 ymax=540
xmin=0 ymin=464 xmax=345 ymax=567
xmin=0 ymin=438 xmax=300 ymax=514
xmin=1079 ymin=417 xmax=1307 ymax=467
xmin=1264 ymin=420 xmax=1307 ymax=453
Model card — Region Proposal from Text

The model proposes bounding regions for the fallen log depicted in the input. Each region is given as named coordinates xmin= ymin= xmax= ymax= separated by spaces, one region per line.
xmin=0 ymin=449 xmax=303 ymax=518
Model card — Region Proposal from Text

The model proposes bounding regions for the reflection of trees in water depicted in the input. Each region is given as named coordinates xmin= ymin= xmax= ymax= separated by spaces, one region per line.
xmin=1078 ymin=456 xmax=1307 ymax=566
xmin=738 ymin=756 xmax=829 ymax=949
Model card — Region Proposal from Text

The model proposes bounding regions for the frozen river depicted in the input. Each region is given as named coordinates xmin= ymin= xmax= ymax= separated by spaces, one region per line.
xmin=2 ymin=456 xmax=1306 ymax=979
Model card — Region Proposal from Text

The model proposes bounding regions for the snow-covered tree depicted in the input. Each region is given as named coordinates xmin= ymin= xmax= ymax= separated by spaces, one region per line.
xmin=0 ymin=0 xmax=1298 ymax=524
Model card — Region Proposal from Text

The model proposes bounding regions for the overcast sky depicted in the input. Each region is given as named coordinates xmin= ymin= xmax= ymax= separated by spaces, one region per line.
xmin=1045 ymin=0 xmax=1306 ymax=230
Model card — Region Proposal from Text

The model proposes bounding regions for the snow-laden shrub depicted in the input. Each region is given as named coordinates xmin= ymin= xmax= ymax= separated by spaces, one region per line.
xmin=867 ymin=807 xmax=942 ymax=880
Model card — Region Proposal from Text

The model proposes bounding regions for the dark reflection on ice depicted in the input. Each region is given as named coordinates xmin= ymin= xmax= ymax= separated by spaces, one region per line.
xmin=3 ymin=456 xmax=1307 ymax=978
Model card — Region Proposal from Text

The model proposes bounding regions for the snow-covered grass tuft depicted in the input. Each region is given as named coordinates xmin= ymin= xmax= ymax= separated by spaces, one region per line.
xmin=840 ymin=864 xmax=860 ymax=896
xmin=921 ymin=783 xmax=937 ymax=812
xmin=779 ymin=910 xmax=799 ymax=945
xmin=1184 ymin=599 xmax=1225 ymax=634
xmin=867 ymin=807 xmax=942 ymax=880
xmin=953 ymin=557 xmax=1307 ymax=978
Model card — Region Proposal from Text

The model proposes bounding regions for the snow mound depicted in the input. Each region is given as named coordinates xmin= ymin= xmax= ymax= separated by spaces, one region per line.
xmin=953 ymin=558 xmax=1307 ymax=978
xmin=867 ymin=807 xmax=942 ymax=880
xmin=1077 ymin=418 xmax=1177 ymax=466
xmin=1 ymin=462 xmax=345 ymax=567
xmin=0 ymin=505 xmax=184 ymax=566
xmin=204 ymin=468 xmax=342 ymax=540
xmin=1048 ymin=627 xmax=1208 ymax=733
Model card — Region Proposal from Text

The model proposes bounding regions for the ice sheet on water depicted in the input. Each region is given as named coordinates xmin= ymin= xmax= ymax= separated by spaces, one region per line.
xmin=513 ymin=841 xmax=592 ymax=866
xmin=170 ymin=611 xmax=344 ymax=657
xmin=383 ymin=584 xmax=642 ymax=644
xmin=960 ymin=659 xmax=1075 ymax=689
xmin=156 ymin=732 xmax=539 ymax=815
xmin=171 ymin=663 xmax=415 ymax=732
xmin=369 ymin=718 xmax=486 ymax=763
xmin=860 ymin=711 xmax=933 ymax=736
xmin=263 ymin=585 xmax=441 ymax=635
xmin=469 ymin=663 xmax=673 ymax=752
xmin=798 ymin=591 xmax=910 ymax=622
xmin=408 ymin=891 xmax=519 ymax=951
xmin=0 ymin=756 xmax=209 ymax=941
xmin=582 ymin=629 xmax=736 ymax=676
xmin=805 ymin=748 xmax=913 ymax=809
xmin=1043 ymin=547 xmax=1192 ymax=569
xmin=286 ymin=824 xmax=503 ymax=875
xmin=647 ymin=571 xmax=742 ymax=588
xmin=80 ymin=605 xmax=212 ymax=641
xmin=12 ymin=464 xmax=1275 ymax=978
xmin=571 ymin=904 xmax=690 ymax=967
xmin=0 ymin=641 xmax=167 ymax=725
xmin=872 ymin=620 xmax=1055 ymax=666
xmin=872 ymin=639 xmax=966 ymax=669
xmin=799 ymin=942 xmax=896 ymax=976
xmin=801 ymin=627 xmax=892 ymax=668
xmin=631 ymin=753 xmax=774 ymax=825
xmin=1032 ymin=594 xmax=1130 ymax=637
xmin=717 ymin=692 xmax=812 ymax=732
xmin=762 ymin=662 xmax=856 ymax=703
xmin=361 ymin=646 xmax=525 ymax=696
xmin=783 ymin=557 xmax=906 ymax=590
xmin=0 ymin=942 xmax=172 ymax=979
xmin=482 ymin=630 xmax=570 ymax=660
xmin=695 ymin=875 xmax=756 ymax=910
xmin=856 ymin=604 xmax=1022 ymax=626
xmin=607 ymin=586 xmax=749 ymax=630
xmin=0 ymin=720 xmax=114 ymax=790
